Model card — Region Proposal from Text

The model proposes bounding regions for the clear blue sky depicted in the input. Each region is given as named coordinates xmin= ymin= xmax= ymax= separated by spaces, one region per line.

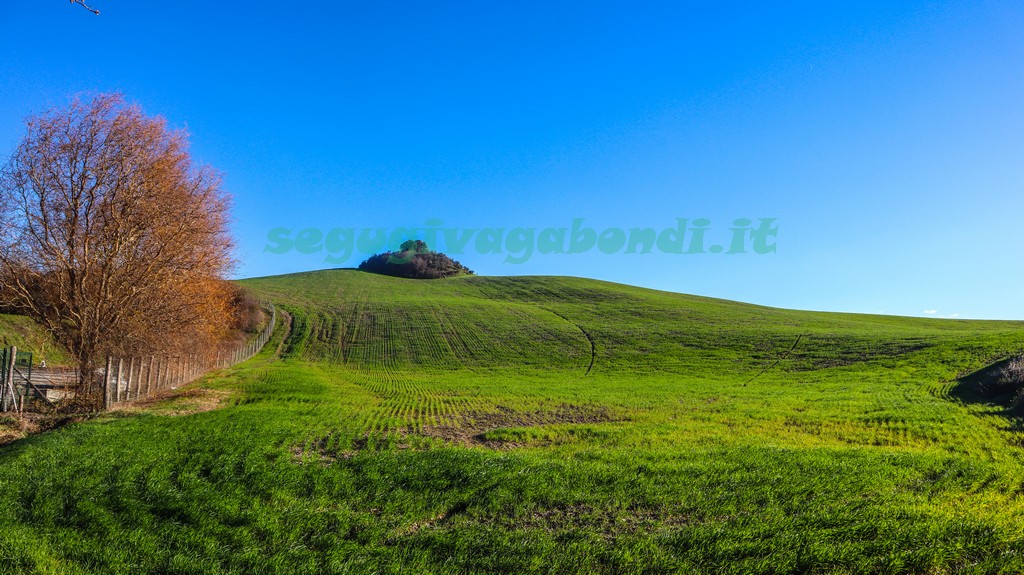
xmin=2 ymin=2 xmax=1022 ymax=319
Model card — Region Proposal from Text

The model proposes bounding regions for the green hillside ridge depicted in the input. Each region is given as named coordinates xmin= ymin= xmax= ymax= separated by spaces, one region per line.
xmin=0 ymin=314 xmax=73 ymax=367
xmin=1 ymin=269 xmax=1024 ymax=573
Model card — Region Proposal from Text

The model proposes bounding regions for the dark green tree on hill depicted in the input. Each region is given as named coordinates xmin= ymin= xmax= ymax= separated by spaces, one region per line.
xmin=358 ymin=240 xmax=473 ymax=279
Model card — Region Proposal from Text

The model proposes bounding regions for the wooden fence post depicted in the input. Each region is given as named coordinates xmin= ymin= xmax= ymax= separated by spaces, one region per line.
xmin=1 ymin=348 xmax=8 ymax=413
xmin=114 ymin=358 xmax=124 ymax=403
xmin=11 ymin=346 xmax=18 ymax=414
xmin=128 ymin=356 xmax=138 ymax=401
xmin=3 ymin=347 xmax=18 ymax=414
xmin=103 ymin=355 xmax=112 ymax=410
xmin=0 ymin=348 xmax=5 ymax=412
xmin=126 ymin=357 xmax=135 ymax=401
xmin=0 ymin=348 xmax=5 ymax=413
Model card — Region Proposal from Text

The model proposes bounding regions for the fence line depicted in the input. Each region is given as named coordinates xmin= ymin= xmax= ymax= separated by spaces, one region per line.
xmin=1 ymin=302 xmax=276 ymax=414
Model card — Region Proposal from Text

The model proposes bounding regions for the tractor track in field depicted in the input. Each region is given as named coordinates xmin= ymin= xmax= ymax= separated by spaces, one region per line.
xmin=542 ymin=307 xmax=596 ymax=376
xmin=744 ymin=333 xmax=804 ymax=384
xmin=272 ymin=309 xmax=293 ymax=360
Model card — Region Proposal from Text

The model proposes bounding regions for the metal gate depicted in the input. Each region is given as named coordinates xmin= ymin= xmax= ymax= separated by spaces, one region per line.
xmin=1 ymin=347 xmax=36 ymax=413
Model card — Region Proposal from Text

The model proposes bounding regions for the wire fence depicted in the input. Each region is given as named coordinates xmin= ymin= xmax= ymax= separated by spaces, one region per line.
xmin=0 ymin=303 xmax=276 ymax=414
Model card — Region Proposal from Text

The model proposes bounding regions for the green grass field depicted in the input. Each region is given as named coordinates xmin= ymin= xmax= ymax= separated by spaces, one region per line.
xmin=1 ymin=269 xmax=1024 ymax=574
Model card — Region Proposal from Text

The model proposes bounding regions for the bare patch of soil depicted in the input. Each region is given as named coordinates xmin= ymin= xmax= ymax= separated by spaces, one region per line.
xmin=290 ymin=432 xmax=355 ymax=466
xmin=289 ymin=404 xmax=625 ymax=464
xmin=494 ymin=503 xmax=690 ymax=537
xmin=389 ymin=502 xmax=689 ymax=542
xmin=421 ymin=403 xmax=624 ymax=448
xmin=0 ymin=412 xmax=90 ymax=446
xmin=110 ymin=387 xmax=232 ymax=416
xmin=0 ymin=420 xmax=24 ymax=445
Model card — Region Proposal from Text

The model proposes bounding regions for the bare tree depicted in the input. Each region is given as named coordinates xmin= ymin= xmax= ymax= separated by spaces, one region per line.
xmin=69 ymin=0 xmax=100 ymax=15
xmin=0 ymin=93 xmax=236 ymax=401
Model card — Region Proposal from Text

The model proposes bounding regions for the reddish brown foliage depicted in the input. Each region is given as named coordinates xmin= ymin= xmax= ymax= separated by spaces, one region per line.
xmin=0 ymin=93 xmax=236 ymax=390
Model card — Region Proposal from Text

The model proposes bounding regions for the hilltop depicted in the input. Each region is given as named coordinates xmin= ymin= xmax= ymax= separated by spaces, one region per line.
xmin=358 ymin=240 xmax=474 ymax=279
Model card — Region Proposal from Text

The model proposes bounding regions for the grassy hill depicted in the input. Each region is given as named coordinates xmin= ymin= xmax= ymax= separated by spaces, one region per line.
xmin=1 ymin=269 xmax=1024 ymax=574
xmin=0 ymin=314 xmax=72 ymax=367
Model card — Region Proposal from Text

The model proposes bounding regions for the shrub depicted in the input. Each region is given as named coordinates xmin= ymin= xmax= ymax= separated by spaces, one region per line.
xmin=358 ymin=240 xmax=473 ymax=280
xmin=1000 ymin=357 xmax=1024 ymax=412
xmin=228 ymin=286 xmax=267 ymax=333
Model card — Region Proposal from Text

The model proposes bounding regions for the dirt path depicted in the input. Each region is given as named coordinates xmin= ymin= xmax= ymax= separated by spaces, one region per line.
xmin=271 ymin=309 xmax=293 ymax=360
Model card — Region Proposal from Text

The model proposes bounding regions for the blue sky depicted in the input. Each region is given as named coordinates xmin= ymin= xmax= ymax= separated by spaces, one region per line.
xmin=2 ymin=1 xmax=1023 ymax=319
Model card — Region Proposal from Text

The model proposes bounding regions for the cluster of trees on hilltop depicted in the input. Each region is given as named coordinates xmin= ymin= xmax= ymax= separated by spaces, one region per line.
xmin=359 ymin=240 xmax=474 ymax=279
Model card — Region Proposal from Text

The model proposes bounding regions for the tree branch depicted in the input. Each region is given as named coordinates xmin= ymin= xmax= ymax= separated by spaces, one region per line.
xmin=69 ymin=0 xmax=100 ymax=15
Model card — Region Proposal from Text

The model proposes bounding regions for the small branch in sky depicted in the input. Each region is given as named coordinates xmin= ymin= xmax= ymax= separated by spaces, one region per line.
xmin=70 ymin=0 xmax=100 ymax=15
